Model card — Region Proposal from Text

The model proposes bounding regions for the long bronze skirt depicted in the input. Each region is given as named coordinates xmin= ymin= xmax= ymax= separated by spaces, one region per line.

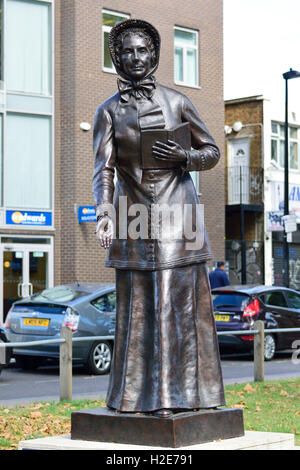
xmin=106 ymin=262 xmax=226 ymax=412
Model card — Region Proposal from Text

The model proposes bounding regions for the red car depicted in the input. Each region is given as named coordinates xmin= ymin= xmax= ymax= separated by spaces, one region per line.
xmin=212 ymin=285 xmax=300 ymax=360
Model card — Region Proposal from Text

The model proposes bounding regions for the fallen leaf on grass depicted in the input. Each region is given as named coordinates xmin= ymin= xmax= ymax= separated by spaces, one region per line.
xmin=32 ymin=404 xmax=43 ymax=410
xmin=232 ymin=404 xmax=248 ymax=409
xmin=29 ymin=412 xmax=42 ymax=419
xmin=295 ymin=411 xmax=300 ymax=416
xmin=280 ymin=390 xmax=289 ymax=396
xmin=255 ymin=406 xmax=261 ymax=412
xmin=243 ymin=383 xmax=256 ymax=393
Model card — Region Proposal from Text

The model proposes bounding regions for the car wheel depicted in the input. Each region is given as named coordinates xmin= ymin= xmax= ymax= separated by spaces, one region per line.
xmin=15 ymin=356 xmax=42 ymax=370
xmin=86 ymin=341 xmax=112 ymax=375
xmin=264 ymin=334 xmax=276 ymax=361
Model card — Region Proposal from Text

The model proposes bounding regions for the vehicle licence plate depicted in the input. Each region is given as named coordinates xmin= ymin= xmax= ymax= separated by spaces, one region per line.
xmin=214 ymin=314 xmax=230 ymax=322
xmin=24 ymin=318 xmax=50 ymax=327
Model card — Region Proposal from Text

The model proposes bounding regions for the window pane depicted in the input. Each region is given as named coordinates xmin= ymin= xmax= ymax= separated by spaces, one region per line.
xmin=212 ymin=293 xmax=249 ymax=308
xmin=286 ymin=291 xmax=300 ymax=309
xmin=190 ymin=171 xmax=198 ymax=191
xmin=6 ymin=0 xmax=51 ymax=95
xmin=175 ymin=28 xmax=197 ymax=46
xmin=103 ymin=31 xmax=112 ymax=69
xmin=102 ymin=11 xmax=129 ymax=71
xmin=174 ymin=46 xmax=183 ymax=82
xmin=174 ymin=28 xmax=198 ymax=86
xmin=34 ymin=286 xmax=89 ymax=303
xmin=280 ymin=125 xmax=285 ymax=138
xmin=0 ymin=114 xmax=2 ymax=205
xmin=107 ymin=291 xmax=116 ymax=312
xmin=271 ymin=122 xmax=278 ymax=134
xmin=92 ymin=295 xmax=110 ymax=312
xmin=290 ymin=127 xmax=297 ymax=139
xmin=103 ymin=12 xmax=128 ymax=27
xmin=290 ymin=142 xmax=298 ymax=169
xmin=5 ymin=113 xmax=51 ymax=209
xmin=0 ymin=1 xmax=2 ymax=82
xmin=279 ymin=140 xmax=285 ymax=167
xmin=271 ymin=139 xmax=278 ymax=162
xmin=186 ymin=48 xmax=197 ymax=86
xmin=265 ymin=291 xmax=287 ymax=307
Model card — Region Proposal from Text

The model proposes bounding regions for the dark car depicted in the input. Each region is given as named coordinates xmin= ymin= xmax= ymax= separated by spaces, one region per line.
xmin=0 ymin=326 xmax=12 ymax=375
xmin=4 ymin=283 xmax=116 ymax=375
xmin=212 ymin=285 xmax=300 ymax=360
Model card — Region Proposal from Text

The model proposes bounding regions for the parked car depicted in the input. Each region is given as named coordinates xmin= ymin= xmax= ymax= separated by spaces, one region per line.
xmin=4 ymin=283 xmax=116 ymax=375
xmin=212 ymin=285 xmax=300 ymax=360
xmin=0 ymin=326 xmax=12 ymax=375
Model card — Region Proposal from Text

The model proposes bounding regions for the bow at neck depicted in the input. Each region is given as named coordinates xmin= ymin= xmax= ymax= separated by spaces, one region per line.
xmin=117 ymin=76 xmax=156 ymax=103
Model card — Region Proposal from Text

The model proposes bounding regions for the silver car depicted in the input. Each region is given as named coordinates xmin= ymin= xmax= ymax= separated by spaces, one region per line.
xmin=5 ymin=283 xmax=116 ymax=375
xmin=0 ymin=326 xmax=11 ymax=375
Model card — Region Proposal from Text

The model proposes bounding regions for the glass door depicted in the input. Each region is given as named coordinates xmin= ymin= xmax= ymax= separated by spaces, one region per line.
xmin=2 ymin=249 xmax=24 ymax=321
xmin=0 ymin=242 xmax=53 ymax=323
xmin=28 ymin=250 xmax=49 ymax=296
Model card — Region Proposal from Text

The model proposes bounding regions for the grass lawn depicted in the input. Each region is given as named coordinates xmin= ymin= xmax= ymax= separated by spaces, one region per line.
xmin=225 ymin=378 xmax=300 ymax=445
xmin=0 ymin=377 xmax=299 ymax=450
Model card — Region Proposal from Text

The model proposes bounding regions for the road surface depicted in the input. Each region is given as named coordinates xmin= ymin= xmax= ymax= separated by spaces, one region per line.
xmin=1 ymin=351 xmax=299 ymax=407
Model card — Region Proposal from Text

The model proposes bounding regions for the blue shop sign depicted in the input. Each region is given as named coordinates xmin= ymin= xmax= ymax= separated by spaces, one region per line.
xmin=6 ymin=210 xmax=52 ymax=226
xmin=78 ymin=206 xmax=97 ymax=223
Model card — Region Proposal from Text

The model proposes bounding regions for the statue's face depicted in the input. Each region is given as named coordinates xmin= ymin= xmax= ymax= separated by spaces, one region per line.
xmin=120 ymin=34 xmax=152 ymax=80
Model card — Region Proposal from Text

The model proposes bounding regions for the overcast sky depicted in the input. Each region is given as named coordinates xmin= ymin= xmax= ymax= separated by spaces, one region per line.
xmin=224 ymin=0 xmax=300 ymax=119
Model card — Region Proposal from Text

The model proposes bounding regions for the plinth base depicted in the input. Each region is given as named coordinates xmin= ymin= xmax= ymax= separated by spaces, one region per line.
xmin=71 ymin=407 xmax=244 ymax=448
xmin=18 ymin=431 xmax=295 ymax=450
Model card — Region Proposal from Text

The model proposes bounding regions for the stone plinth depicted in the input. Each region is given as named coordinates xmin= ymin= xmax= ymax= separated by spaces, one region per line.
xmin=71 ymin=407 xmax=244 ymax=448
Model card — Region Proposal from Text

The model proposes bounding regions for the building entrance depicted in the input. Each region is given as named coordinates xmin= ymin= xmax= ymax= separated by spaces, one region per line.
xmin=0 ymin=237 xmax=53 ymax=323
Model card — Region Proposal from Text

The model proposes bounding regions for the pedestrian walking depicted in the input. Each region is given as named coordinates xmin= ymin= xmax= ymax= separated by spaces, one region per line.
xmin=209 ymin=261 xmax=230 ymax=289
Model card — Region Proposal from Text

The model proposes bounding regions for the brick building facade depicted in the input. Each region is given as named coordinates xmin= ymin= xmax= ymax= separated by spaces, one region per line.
xmin=224 ymin=96 xmax=265 ymax=285
xmin=225 ymin=95 xmax=300 ymax=289
xmin=0 ymin=0 xmax=225 ymax=323
xmin=55 ymin=0 xmax=225 ymax=285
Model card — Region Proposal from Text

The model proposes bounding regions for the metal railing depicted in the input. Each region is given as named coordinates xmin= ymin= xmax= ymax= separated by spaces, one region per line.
xmin=226 ymin=166 xmax=264 ymax=205
xmin=1 ymin=322 xmax=300 ymax=402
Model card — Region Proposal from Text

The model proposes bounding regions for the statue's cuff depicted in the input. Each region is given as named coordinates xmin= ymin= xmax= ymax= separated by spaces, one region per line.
xmin=95 ymin=206 xmax=109 ymax=221
xmin=181 ymin=150 xmax=190 ymax=171
xmin=185 ymin=150 xmax=207 ymax=171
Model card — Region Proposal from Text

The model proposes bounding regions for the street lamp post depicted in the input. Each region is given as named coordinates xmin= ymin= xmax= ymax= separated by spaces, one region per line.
xmin=282 ymin=68 xmax=300 ymax=288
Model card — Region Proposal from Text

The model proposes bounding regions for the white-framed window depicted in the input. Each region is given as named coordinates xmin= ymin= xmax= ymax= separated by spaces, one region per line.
xmin=102 ymin=9 xmax=130 ymax=74
xmin=5 ymin=113 xmax=52 ymax=209
xmin=174 ymin=26 xmax=199 ymax=88
xmin=271 ymin=122 xmax=299 ymax=170
xmin=6 ymin=0 xmax=52 ymax=95
xmin=0 ymin=0 xmax=54 ymax=218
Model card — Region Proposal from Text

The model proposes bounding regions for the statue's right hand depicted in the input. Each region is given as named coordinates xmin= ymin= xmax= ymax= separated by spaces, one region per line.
xmin=95 ymin=216 xmax=114 ymax=249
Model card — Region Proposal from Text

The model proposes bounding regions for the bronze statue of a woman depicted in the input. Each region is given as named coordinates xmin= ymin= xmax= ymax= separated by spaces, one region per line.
xmin=93 ymin=19 xmax=225 ymax=417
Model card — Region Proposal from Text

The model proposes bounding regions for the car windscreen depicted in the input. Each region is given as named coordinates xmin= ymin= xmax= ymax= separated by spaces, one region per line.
xmin=31 ymin=286 xmax=91 ymax=303
xmin=212 ymin=292 xmax=250 ymax=309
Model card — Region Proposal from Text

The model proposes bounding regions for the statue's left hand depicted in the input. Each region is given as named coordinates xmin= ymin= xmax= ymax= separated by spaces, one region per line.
xmin=95 ymin=215 xmax=114 ymax=249
xmin=152 ymin=140 xmax=187 ymax=163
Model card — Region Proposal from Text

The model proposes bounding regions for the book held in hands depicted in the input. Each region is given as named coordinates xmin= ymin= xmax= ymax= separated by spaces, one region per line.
xmin=140 ymin=122 xmax=191 ymax=169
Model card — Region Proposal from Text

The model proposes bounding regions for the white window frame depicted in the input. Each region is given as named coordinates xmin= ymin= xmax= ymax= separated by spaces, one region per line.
xmin=102 ymin=9 xmax=130 ymax=74
xmin=271 ymin=122 xmax=300 ymax=171
xmin=5 ymin=0 xmax=53 ymax=97
xmin=174 ymin=26 xmax=199 ymax=88
xmin=0 ymin=0 xmax=55 ymax=227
